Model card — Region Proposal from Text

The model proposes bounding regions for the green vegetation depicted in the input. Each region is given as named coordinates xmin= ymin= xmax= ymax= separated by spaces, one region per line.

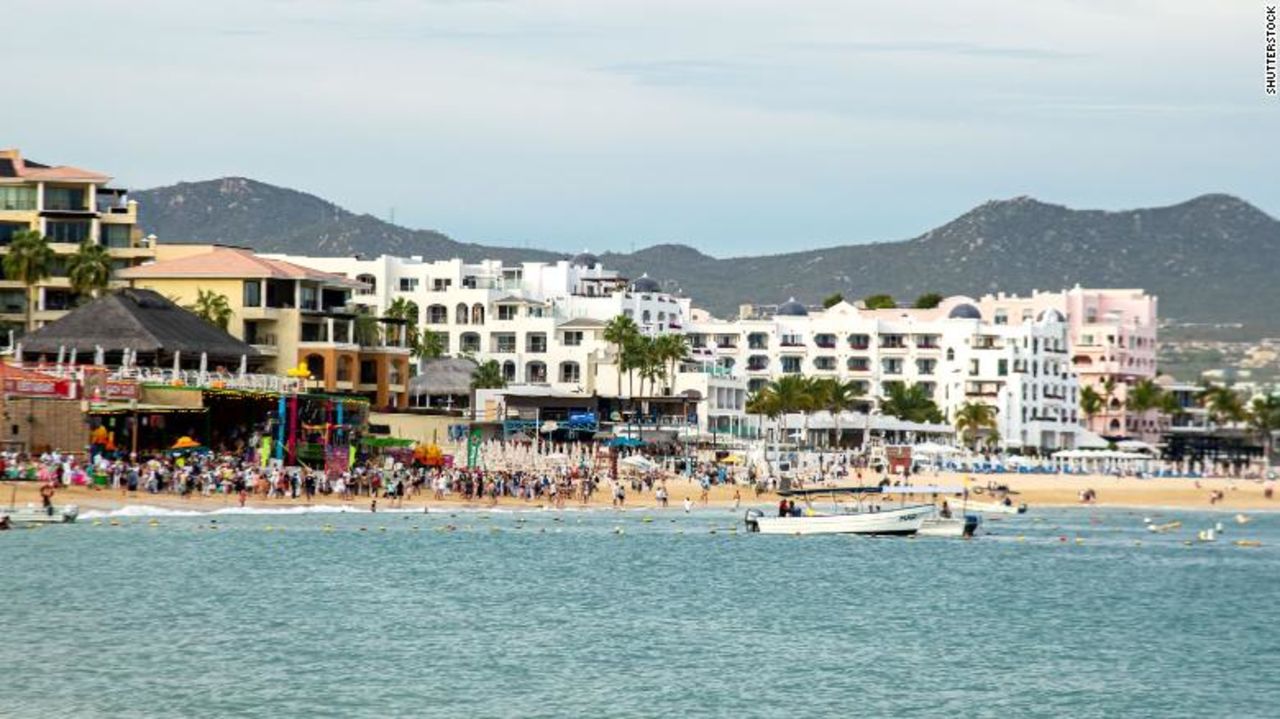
xmin=862 ymin=294 xmax=896 ymax=310
xmin=912 ymin=293 xmax=943 ymax=309
xmin=3 ymin=230 xmax=54 ymax=332
xmin=187 ymin=288 xmax=233 ymax=330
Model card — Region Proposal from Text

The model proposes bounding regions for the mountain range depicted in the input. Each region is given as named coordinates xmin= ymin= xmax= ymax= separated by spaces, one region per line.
xmin=133 ymin=179 xmax=1280 ymax=335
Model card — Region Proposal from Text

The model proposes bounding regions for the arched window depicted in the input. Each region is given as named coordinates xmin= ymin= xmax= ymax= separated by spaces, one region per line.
xmin=455 ymin=303 xmax=469 ymax=324
xmin=471 ymin=303 xmax=485 ymax=325
xmin=502 ymin=360 xmax=516 ymax=382
xmin=426 ymin=304 xmax=448 ymax=324
xmin=946 ymin=348 xmax=955 ymax=361
xmin=304 ymin=353 xmax=326 ymax=380
xmin=642 ymin=310 xmax=651 ymax=324
xmin=559 ymin=361 xmax=581 ymax=383
xmin=460 ymin=332 xmax=481 ymax=353
xmin=526 ymin=361 xmax=547 ymax=383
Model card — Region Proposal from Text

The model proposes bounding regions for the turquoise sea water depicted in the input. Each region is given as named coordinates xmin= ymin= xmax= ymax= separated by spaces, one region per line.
xmin=3 ymin=505 xmax=1279 ymax=718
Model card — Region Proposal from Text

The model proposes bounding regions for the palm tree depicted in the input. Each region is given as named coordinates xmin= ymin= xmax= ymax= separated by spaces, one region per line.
xmin=654 ymin=333 xmax=688 ymax=394
xmin=604 ymin=315 xmax=640 ymax=398
xmin=1247 ymin=395 xmax=1280 ymax=461
xmin=187 ymin=288 xmax=233 ymax=330
xmin=1124 ymin=378 xmax=1163 ymax=436
xmin=415 ymin=328 xmax=445 ymax=359
xmin=880 ymin=382 xmax=943 ymax=424
xmin=1098 ymin=376 xmax=1121 ymax=434
xmin=822 ymin=378 xmax=864 ymax=448
xmin=1199 ymin=385 xmax=1246 ymax=427
xmin=1080 ymin=385 xmax=1104 ymax=428
xmin=66 ymin=240 xmax=112 ymax=300
xmin=3 ymin=229 xmax=55 ymax=332
xmin=351 ymin=312 xmax=381 ymax=346
xmin=385 ymin=297 xmax=420 ymax=349
xmin=766 ymin=375 xmax=815 ymax=446
xmin=954 ymin=401 xmax=998 ymax=449
xmin=470 ymin=359 xmax=506 ymax=390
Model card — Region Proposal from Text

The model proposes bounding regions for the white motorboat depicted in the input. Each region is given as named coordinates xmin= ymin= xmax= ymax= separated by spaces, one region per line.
xmin=744 ymin=486 xmax=930 ymax=536
xmin=918 ymin=505 xmax=981 ymax=538
xmin=1 ymin=503 xmax=80 ymax=526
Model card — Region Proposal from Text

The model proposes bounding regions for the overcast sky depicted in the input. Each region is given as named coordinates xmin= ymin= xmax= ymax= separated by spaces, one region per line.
xmin=5 ymin=0 xmax=1272 ymax=255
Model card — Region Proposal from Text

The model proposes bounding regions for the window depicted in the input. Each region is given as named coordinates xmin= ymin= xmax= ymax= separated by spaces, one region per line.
xmin=0 ymin=186 xmax=36 ymax=211
xmin=399 ymin=277 xmax=419 ymax=292
xmin=355 ymin=274 xmax=376 ymax=296
xmin=44 ymin=187 xmax=87 ymax=211
xmin=526 ymin=361 xmax=547 ymax=383
xmin=998 ymin=359 xmax=1008 ymax=376
xmin=360 ymin=360 xmax=378 ymax=384
xmin=0 ymin=222 xmax=25 ymax=245
xmin=502 ymin=361 xmax=516 ymax=382
xmin=814 ymin=356 xmax=836 ymax=370
xmin=526 ymin=333 xmax=547 ymax=353
xmin=101 ymin=224 xmax=132 ymax=248
xmin=969 ymin=359 xmax=979 ymax=376
xmin=1021 ymin=309 xmax=1034 ymax=322
xmin=299 ymin=285 xmax=318 ymax=311
xmin=916 ymin=359 xmax=936 ymax=375
xmin=45 ymin=220 xmax=91 ymax=243
xmin=432 ymin=278 xmax=451 ymax=291
xmin=747 ymin=355 xmax=769 ymax=371
xmin=946 ymin=348 xmax=955 ymax=361
xmin=498 ymin=305 xmax=518 ymax=321
xmin=460 ymin=332 xmax=481 ymax=353
xmin=881 ymin=358 xmax=903 ymax=375
xmin=559 ymin=361 xmax=581 ymax=383
xmin=748 ymin=333 xmax=769 ymax=350
xmin=493 ymin=333 xmax=516 ymax=353
xmin=243 ymin=281 xmax=261 ymax=307
xmin=994 ymin=309 xmax=1008 ymax=325
xmin=848 ymin=334 xmax=870 ymax=349
xmin=642 ymin=310 xmax=651 ymax=323
xmin=781 ymin=357 xmax=802 ymax=374
xmin=426 ymin=305 xmax=448 ymax=324
xmin=563 ymin=331 xmax=583 ymax=347
xmin=814 ymin=333 xmax=836 ymax=348
xmin=847 ymin=356 xmax=870 ymax=372
xmin=471 ymin=304 xmax=485 ymax=325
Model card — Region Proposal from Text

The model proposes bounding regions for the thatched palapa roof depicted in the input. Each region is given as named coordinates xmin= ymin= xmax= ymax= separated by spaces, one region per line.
xmin=409 ymin=358 xmax=477 ymax=397
xmin=22 ymin=289 xmax=259 ymax=363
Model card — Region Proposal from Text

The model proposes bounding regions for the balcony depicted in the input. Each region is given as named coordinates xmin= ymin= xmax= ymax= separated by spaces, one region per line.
xmin=973 ymin=337 xmax=1003 ymax=350
xmin=965 ymin=381 xmax=1003 ymax=397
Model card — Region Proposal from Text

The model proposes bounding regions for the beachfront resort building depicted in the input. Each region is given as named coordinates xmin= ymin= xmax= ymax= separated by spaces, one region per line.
xmin=118 ymin=245 xmax=414 ymax=408
xmin=685 ymin=296 xmax=1081 ymax=452
xmin=266 ymin=251 xmax=747 ymax=437
xmin=0 ymin=148 xmax=154 ymax=333
xmin=973 ymin=288 xmax=1158 ymax=441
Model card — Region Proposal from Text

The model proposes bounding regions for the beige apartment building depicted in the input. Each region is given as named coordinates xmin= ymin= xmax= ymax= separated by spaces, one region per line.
xmin=0 ymin=148 xmax=154 ymax=333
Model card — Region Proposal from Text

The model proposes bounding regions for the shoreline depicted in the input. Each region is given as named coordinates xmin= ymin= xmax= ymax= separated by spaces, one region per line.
xmin=6 ymin=470 xmax=1277 ymax=517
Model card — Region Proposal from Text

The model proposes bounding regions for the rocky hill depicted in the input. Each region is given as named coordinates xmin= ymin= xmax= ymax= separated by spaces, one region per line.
xmin=134 ymin=180 xmax=1280 ymax=333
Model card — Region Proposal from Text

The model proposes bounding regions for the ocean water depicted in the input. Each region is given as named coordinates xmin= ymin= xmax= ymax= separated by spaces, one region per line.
xmin=3 ymin=505 xmax=1278 ymax=718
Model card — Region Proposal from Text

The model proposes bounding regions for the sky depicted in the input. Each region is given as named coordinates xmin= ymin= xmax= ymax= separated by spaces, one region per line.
xmin=4 ymin=0 xmax=1274 ymax=256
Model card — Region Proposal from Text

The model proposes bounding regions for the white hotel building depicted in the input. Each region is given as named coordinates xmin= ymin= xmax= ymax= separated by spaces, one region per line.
xmin=686 ymin=297 xmax=1081 ymax=452
xmin=267 ymin=252 xmax=749 ymax=436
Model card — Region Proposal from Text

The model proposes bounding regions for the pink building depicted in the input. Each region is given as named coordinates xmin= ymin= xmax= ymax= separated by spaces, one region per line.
xmin=974 ymin=287 xmax=1159 ymax=441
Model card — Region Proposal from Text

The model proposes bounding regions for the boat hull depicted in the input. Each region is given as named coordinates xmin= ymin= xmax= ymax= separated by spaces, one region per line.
xmin=2 ymin=504 xmax=79 ymax=526
xmin=746 ymin=505 xmax=930 ymax=536
xmin=919 ymin=514 xmax=981 ymax=538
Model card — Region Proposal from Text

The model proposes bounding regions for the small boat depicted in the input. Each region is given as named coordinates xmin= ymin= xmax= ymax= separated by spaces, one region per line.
xmin=918 ymin=512 xmax=981 ymax=539
xmin=1 ymin=503 xmax=80 ymax=526
xmin=1146 ymin=520 xmax=1182 ymax=534
xmin=1234 ymin=514 xmax=1251 ymax=525
xmin=744 ymin=486 xmax=930 ymax=536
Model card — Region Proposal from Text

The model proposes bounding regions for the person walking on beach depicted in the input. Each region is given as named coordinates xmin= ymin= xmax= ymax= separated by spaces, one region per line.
xmin=39 ymin=481 xmax=55 ymax=516
xmin=683 ymin=496 xmax=692 ymax=513
xmin=732 ymin=489 xmax=741 ymax=511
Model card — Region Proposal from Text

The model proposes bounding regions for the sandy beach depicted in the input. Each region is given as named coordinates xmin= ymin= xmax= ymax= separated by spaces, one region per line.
xmin=6 ymin=470 xmax=1277 ymax=515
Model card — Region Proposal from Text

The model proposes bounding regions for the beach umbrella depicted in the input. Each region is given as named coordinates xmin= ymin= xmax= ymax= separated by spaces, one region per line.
xmin=172 ymin=350 xmax=181 ymax=372
xmin=14 ymin=342 xmax=22 ymax=364
xmin=238 ymin=354 xmax=247 ymax=377
xmin=199 ymin=352 xmax=208 ymax=378
xmin=68 ymin=347 xmax=77 ymax=366
xmin=94 ymin=345 xmax=104 ymax=366
xmin=56 ymin=345 xmax=65 ymax=366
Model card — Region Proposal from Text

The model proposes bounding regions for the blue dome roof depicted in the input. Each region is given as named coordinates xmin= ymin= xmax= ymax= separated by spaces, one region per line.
xmin=570 ymin=251 xmax=600 ymax=268
xmin=1037 ymin=308 xmax=1066 ymax=323
xmin=776 ymin=298 xmax=808 ymax=317
xmin=630 ymin=274 xmax=660 ymax=292
xmin=948 ymin=303 xmax=982 ymax=320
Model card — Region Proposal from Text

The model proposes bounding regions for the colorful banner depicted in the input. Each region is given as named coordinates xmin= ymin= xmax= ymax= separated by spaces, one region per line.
xmin=4 ymin=377 xmax=73 ymax=398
